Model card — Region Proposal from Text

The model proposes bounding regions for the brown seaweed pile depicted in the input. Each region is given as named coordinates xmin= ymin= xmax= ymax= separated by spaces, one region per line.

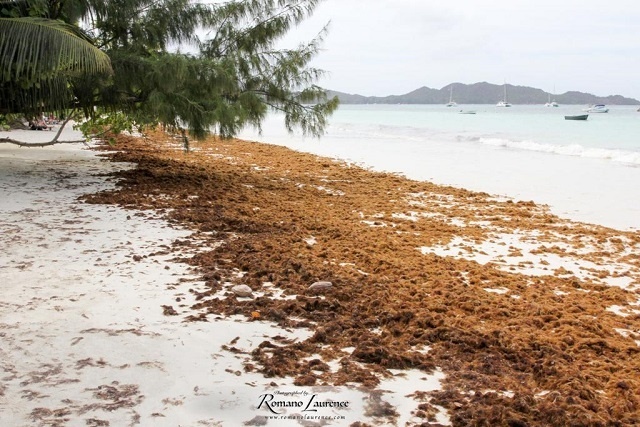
xmin=83 ymin=130 xmax=640 ymax=426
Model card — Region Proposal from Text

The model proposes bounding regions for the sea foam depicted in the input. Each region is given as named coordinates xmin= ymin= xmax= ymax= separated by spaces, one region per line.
xmin=475 ymin=137 xmax=640 ymax=166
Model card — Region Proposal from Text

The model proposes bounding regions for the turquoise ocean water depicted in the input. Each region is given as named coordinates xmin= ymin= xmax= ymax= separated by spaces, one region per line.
xmin=239 ymin=104 xmax=640 ymax=230
xmin=320 ymin=104 xmax=640 ymax=165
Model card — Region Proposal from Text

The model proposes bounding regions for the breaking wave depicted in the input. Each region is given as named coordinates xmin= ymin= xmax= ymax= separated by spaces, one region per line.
xmin=473 ymin=137 xmax=640 ymax=166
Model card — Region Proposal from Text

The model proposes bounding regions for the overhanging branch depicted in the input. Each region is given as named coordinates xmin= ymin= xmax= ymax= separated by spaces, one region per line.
xmin=0 ymin=138 xmax=88 ymax=147
xmin=0 ymin=110 xmax=88 ymax=147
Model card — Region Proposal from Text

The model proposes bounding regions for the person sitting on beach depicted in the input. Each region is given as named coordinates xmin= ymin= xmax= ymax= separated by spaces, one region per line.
xmin=29 ymin=120 xmax=43 ymax=130
xmin=29 ymin=118 xmax=51 ymax=131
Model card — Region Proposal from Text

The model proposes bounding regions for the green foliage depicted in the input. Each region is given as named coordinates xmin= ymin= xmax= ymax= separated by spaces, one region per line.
xmin=75 ymin=111 xmax=137 ymax=144
xmin=1 ymin=0 xmax=338 ymax=139
xmin=0 ymin=17 xmax=111 ymax=83
xmin=0 ymin=0 xmax=112 ymax=115
xmin=0 ymin=113 xmax=12 ymax=130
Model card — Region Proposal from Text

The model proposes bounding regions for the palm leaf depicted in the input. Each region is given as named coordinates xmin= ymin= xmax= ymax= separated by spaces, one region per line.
xmin=0 ymin=17 xmax=112 ymax=84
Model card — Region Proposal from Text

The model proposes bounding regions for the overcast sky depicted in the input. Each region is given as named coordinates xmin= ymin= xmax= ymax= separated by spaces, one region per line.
xmin=279 ymin=0 xmax=640 ymax=99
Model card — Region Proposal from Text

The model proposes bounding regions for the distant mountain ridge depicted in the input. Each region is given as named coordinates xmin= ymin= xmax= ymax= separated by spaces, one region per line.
xmin=328 ymin=82 xmax=639 ymax=105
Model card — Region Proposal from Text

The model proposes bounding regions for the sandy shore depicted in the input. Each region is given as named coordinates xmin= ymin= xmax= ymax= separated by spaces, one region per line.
xmin=1 ymin=127 xmax=639 ymax=426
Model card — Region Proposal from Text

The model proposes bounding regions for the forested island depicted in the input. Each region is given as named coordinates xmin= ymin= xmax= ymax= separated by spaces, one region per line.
xmin=329 ymin=82 xmax=640 ymax=105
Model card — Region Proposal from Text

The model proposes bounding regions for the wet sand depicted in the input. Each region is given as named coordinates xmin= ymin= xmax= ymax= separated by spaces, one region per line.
xmin=2 ymin=128 xmax=640 ymax=426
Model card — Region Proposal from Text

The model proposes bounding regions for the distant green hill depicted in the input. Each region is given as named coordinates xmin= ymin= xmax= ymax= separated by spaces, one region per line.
xmin=328 ymin=82 xmax=640 ymax=105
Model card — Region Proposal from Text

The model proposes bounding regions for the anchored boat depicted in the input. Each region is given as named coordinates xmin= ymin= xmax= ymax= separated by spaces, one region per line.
xmin=585 ymin=104 xmax=609 ymax=113
xmin=565 ymin=114 xmax=588 ymax=121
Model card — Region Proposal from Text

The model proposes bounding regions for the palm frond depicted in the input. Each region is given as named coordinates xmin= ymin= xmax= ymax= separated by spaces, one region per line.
xmin=0 ymin=16 xmax=112 ymax=84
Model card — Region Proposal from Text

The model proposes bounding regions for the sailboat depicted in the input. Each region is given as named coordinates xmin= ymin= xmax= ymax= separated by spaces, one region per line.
xmin=496 ymin=82 xmax=512 ymax=107
xmin=445 ymin=85 xmax=457 ymax=107
xmin=544 ymin=95 xmax=559 ymax=107
xmin=545 ymin=86 xmax=559 ymax=107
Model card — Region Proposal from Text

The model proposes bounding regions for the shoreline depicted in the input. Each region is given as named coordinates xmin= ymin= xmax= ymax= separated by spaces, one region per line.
xmin=2 ymin=128 xmax=640 ymax=425
xmin=238 ymin=108 xmax=640 ymax=232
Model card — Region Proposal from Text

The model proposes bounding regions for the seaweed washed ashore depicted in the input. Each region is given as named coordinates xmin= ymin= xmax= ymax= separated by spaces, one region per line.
xmin=84 ymin=130 xmax=640 ymax=426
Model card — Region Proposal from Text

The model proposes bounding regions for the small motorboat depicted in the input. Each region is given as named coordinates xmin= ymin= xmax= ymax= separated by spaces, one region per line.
xmin=459 ymin=110 xmax=476 ymax=114
xmin=565 ymin=114 xmax=588 ymax=121
xmin=585 ymin=104 xmax=609 ymax=113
